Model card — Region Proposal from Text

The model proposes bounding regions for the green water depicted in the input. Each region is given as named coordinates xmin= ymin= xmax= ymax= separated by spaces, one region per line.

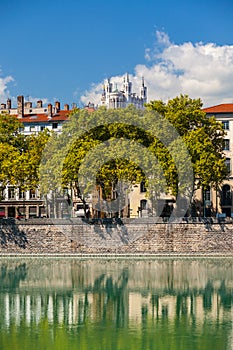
xmin=0 ymin=258 xmax=233 ymax=350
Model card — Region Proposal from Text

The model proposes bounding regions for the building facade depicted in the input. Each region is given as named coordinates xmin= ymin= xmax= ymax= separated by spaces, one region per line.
xmin=0 ymin=96 xmax=71 ymax=219
xmin=0 ymin=95 xmax=71 ymax=134
xmin=199 ymin=104 xmax=233 ymax=217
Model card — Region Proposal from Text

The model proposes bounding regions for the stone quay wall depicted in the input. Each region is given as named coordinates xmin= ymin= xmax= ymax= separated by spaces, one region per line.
xmin=0 ymin=219 xmax=233 ymax=255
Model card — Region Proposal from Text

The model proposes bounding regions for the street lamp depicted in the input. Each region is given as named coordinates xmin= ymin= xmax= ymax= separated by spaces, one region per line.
xmin=203 ymin=190 xmax=206 ymax=217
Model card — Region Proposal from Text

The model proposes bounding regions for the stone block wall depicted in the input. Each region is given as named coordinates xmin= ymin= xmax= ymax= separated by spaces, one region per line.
xmin=0 ymin=220 xmax=233 ymax=254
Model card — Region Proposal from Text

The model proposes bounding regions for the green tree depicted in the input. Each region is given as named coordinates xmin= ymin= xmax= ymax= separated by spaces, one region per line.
xmin=39 ymin=99 xmax=226 ymax=218
xmin=0 ymin=112 xmax=24 ymax=147
xmin=0 ymin=113 xmax=25 ymax=188
xmin=0 ymin=113 xmax=50 ymax=193
xmin=146 ymin=95 xmax=227 ymax=193
xmin=13 ymin=129 xmax=50 ymax=190
xmin=40 ymin=108 xmax=150 ymax=216
xmin=0 ymin=143 xmax=20 ymax=187
xmin=39 ymin=106 xmax=192 ymax=217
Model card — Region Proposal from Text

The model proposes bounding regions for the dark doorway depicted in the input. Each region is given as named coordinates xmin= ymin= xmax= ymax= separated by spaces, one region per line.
xmin=222 ymin=207 xmax=231 ymax=217
xmin=8 ymin=207 xmax=16 ymax=218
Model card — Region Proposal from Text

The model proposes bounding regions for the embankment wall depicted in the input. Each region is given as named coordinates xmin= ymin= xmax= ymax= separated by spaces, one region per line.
xmin=0 ymin=219 xmax=232 ymax=255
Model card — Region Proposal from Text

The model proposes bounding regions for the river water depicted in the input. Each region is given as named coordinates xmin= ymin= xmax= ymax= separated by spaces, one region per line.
xmin=0 ymin=257 xmax=233 ymax=349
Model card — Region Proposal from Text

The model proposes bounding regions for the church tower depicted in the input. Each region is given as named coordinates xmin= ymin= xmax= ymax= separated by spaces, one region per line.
xmin=140 ymin=77 xmax=147 ymax=104
xmin=101 ymin=74 xmax=147 ymax=109
xmin=105 ymin=78 xmax=113 ymax=107
xmin=123 ymin=73 xmax=132 ymax=101
xmin=101 ymin=84 xmax=106 ymax=105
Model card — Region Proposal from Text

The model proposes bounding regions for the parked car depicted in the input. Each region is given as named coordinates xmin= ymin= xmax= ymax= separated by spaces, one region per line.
xmin=74 ymin=204 xmax=88 ymax=218
xmin=16 ymin=214 xmax=26 ymax=220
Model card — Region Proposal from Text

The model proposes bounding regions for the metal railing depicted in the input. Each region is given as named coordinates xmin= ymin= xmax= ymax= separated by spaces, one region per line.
xmin=0 ymin=216 xmax=232 ymax=225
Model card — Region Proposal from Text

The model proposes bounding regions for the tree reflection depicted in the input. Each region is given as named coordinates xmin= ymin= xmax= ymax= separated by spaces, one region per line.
xmin=0 ymin=260 xmax=233 ymax=332
xmin=0 ymin=263 xmax=27 ymax=291
xmin=219 ymin=280 xmax=233 ymax=310
xmin=87 ymin=268 xmax=129 ymax=327
xmin=203 ymin=280 xmax=213 ymax=310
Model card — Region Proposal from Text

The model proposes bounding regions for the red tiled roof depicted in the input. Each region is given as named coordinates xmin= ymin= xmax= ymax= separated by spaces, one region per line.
xmin=84 ymin=107 xmax=95 ymax=113
xmin=18 ymin=110 xmax=70 ymax=123
xmin=203 ymin=104 xmax=233 ymax=114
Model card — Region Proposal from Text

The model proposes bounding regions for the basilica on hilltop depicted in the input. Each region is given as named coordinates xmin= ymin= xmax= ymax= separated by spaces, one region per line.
xmin=101 ymin=74 xmax=147 ymax=109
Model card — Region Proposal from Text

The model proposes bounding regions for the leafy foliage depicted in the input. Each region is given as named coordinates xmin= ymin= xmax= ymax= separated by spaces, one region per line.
xmin=146 ymin=94 xmax=227 ymax=191
xmin=0 ymin=95 xmax=227 ymax=218
xmin=0 ymin=113 xmax=50 ymax=191
xmin=39 ymin=104 xmax=194 ymax=217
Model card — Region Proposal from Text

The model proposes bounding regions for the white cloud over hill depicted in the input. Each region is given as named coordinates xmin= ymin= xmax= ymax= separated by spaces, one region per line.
xmin=81 ymin=31 xmax=233 ymax=108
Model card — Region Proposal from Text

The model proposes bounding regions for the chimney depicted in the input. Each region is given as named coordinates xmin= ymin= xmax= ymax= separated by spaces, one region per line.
xmin=37 ymin=100 xmax=43 ymax=108
xmin=55 ymin=101 xmax=60 ymax=111
xmin=47 ymin=103 xmax=52 ymax=118
xmin=1 ymin=103 xmax=6 ymax=109
xmin=17 ymin=95 xmax=24 ymax=118
xmin=25 ymin=101 xmax=32 ymax=108
xmin=72 ymin=103 xmax=77 ymax=109
xmin=7 ymin=98 xmax=11 ymax=109
xmin=64 ymin=104 xmax=69 ymax=111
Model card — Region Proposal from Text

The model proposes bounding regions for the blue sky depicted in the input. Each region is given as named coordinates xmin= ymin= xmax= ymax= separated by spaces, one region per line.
xmin=0 ymin=0 xmax=233 ymax=107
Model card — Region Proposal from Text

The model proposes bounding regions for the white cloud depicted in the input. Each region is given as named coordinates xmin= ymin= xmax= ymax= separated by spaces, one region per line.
xmin=81 ymin=31 xmax=233 ymax=107
xmin=80 ymin=82 xmax=104 ymax=106
xmin=155 ymin=30 xmax=171 ymax=47
xmin=0 ymin=71 xmax=14 ymax=102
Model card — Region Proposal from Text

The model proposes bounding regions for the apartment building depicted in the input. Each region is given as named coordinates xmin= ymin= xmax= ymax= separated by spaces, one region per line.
xmin=200 ymin=103 xmax=233 ymax=217
xmin=0 ymin=96 xmax=71 ymax=219
xmin=0 ymin=95 xmax=71 ymax=134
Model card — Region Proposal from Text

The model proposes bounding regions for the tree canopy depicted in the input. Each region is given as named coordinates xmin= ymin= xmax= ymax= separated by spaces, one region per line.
xmin=0 ymin=113 xmax=50 ymax=190
xmin=146 ymin=95 xmax=227 ymax=190
xmin=0 ymin=96 xmax=227 ymax=218
xmin=40 ymin=96 xmax=227 ymax=217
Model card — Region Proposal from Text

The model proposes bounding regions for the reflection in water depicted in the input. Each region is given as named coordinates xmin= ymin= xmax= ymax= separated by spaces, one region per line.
xmin=0 ymin=259 xmax=233 ymax=349
xmin=0 ymin=263 xmax=27 ymax=291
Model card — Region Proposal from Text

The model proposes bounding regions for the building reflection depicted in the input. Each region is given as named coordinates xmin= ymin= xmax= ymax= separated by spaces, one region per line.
xmin=0 ymin=259 xmax=233 ymax=329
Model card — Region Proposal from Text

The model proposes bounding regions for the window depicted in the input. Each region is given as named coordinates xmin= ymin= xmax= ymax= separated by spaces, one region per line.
xmin=203 ymin=186 xmax=211 ymax=217
xmin=140 ymin=199 xmax=147 ymax=210
xmin=29 ymin=189 xmax=36 ymax=199
xmin=140 ymin=181 xmax=146 ymax=193
xmin=222 ymin=121 xmax=229 ymax=130
xmin=17 ymin=206 xmax=26 ymax=216
xmin=19 ymin=189 xmax=25 ymax=199
xmin=0 ymin=207 xmax=5 ymax=218
xmin=225 ymin=158 xmax=231 ymax=174
xmin=0 ymin=187 xmax=5 ymax=200
xmin=52 ymin=123 xmax=58 ymax=129
xmin=39 ymin=206 xmax=46 ymax=217
xmin=224 ymin=139 xmax=230 ymax=151
xmin=30 ymin=126 xmax=36 ymax=132
xmin=8 ymin=187 xmax=15 ymax=199
xmin=29 ymin=206 xmax=37 ymax=218
xmin=203 ymin=186 xmax=211 ymax=203
xmin=41 ymin=126 xmax=45 ymax=131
